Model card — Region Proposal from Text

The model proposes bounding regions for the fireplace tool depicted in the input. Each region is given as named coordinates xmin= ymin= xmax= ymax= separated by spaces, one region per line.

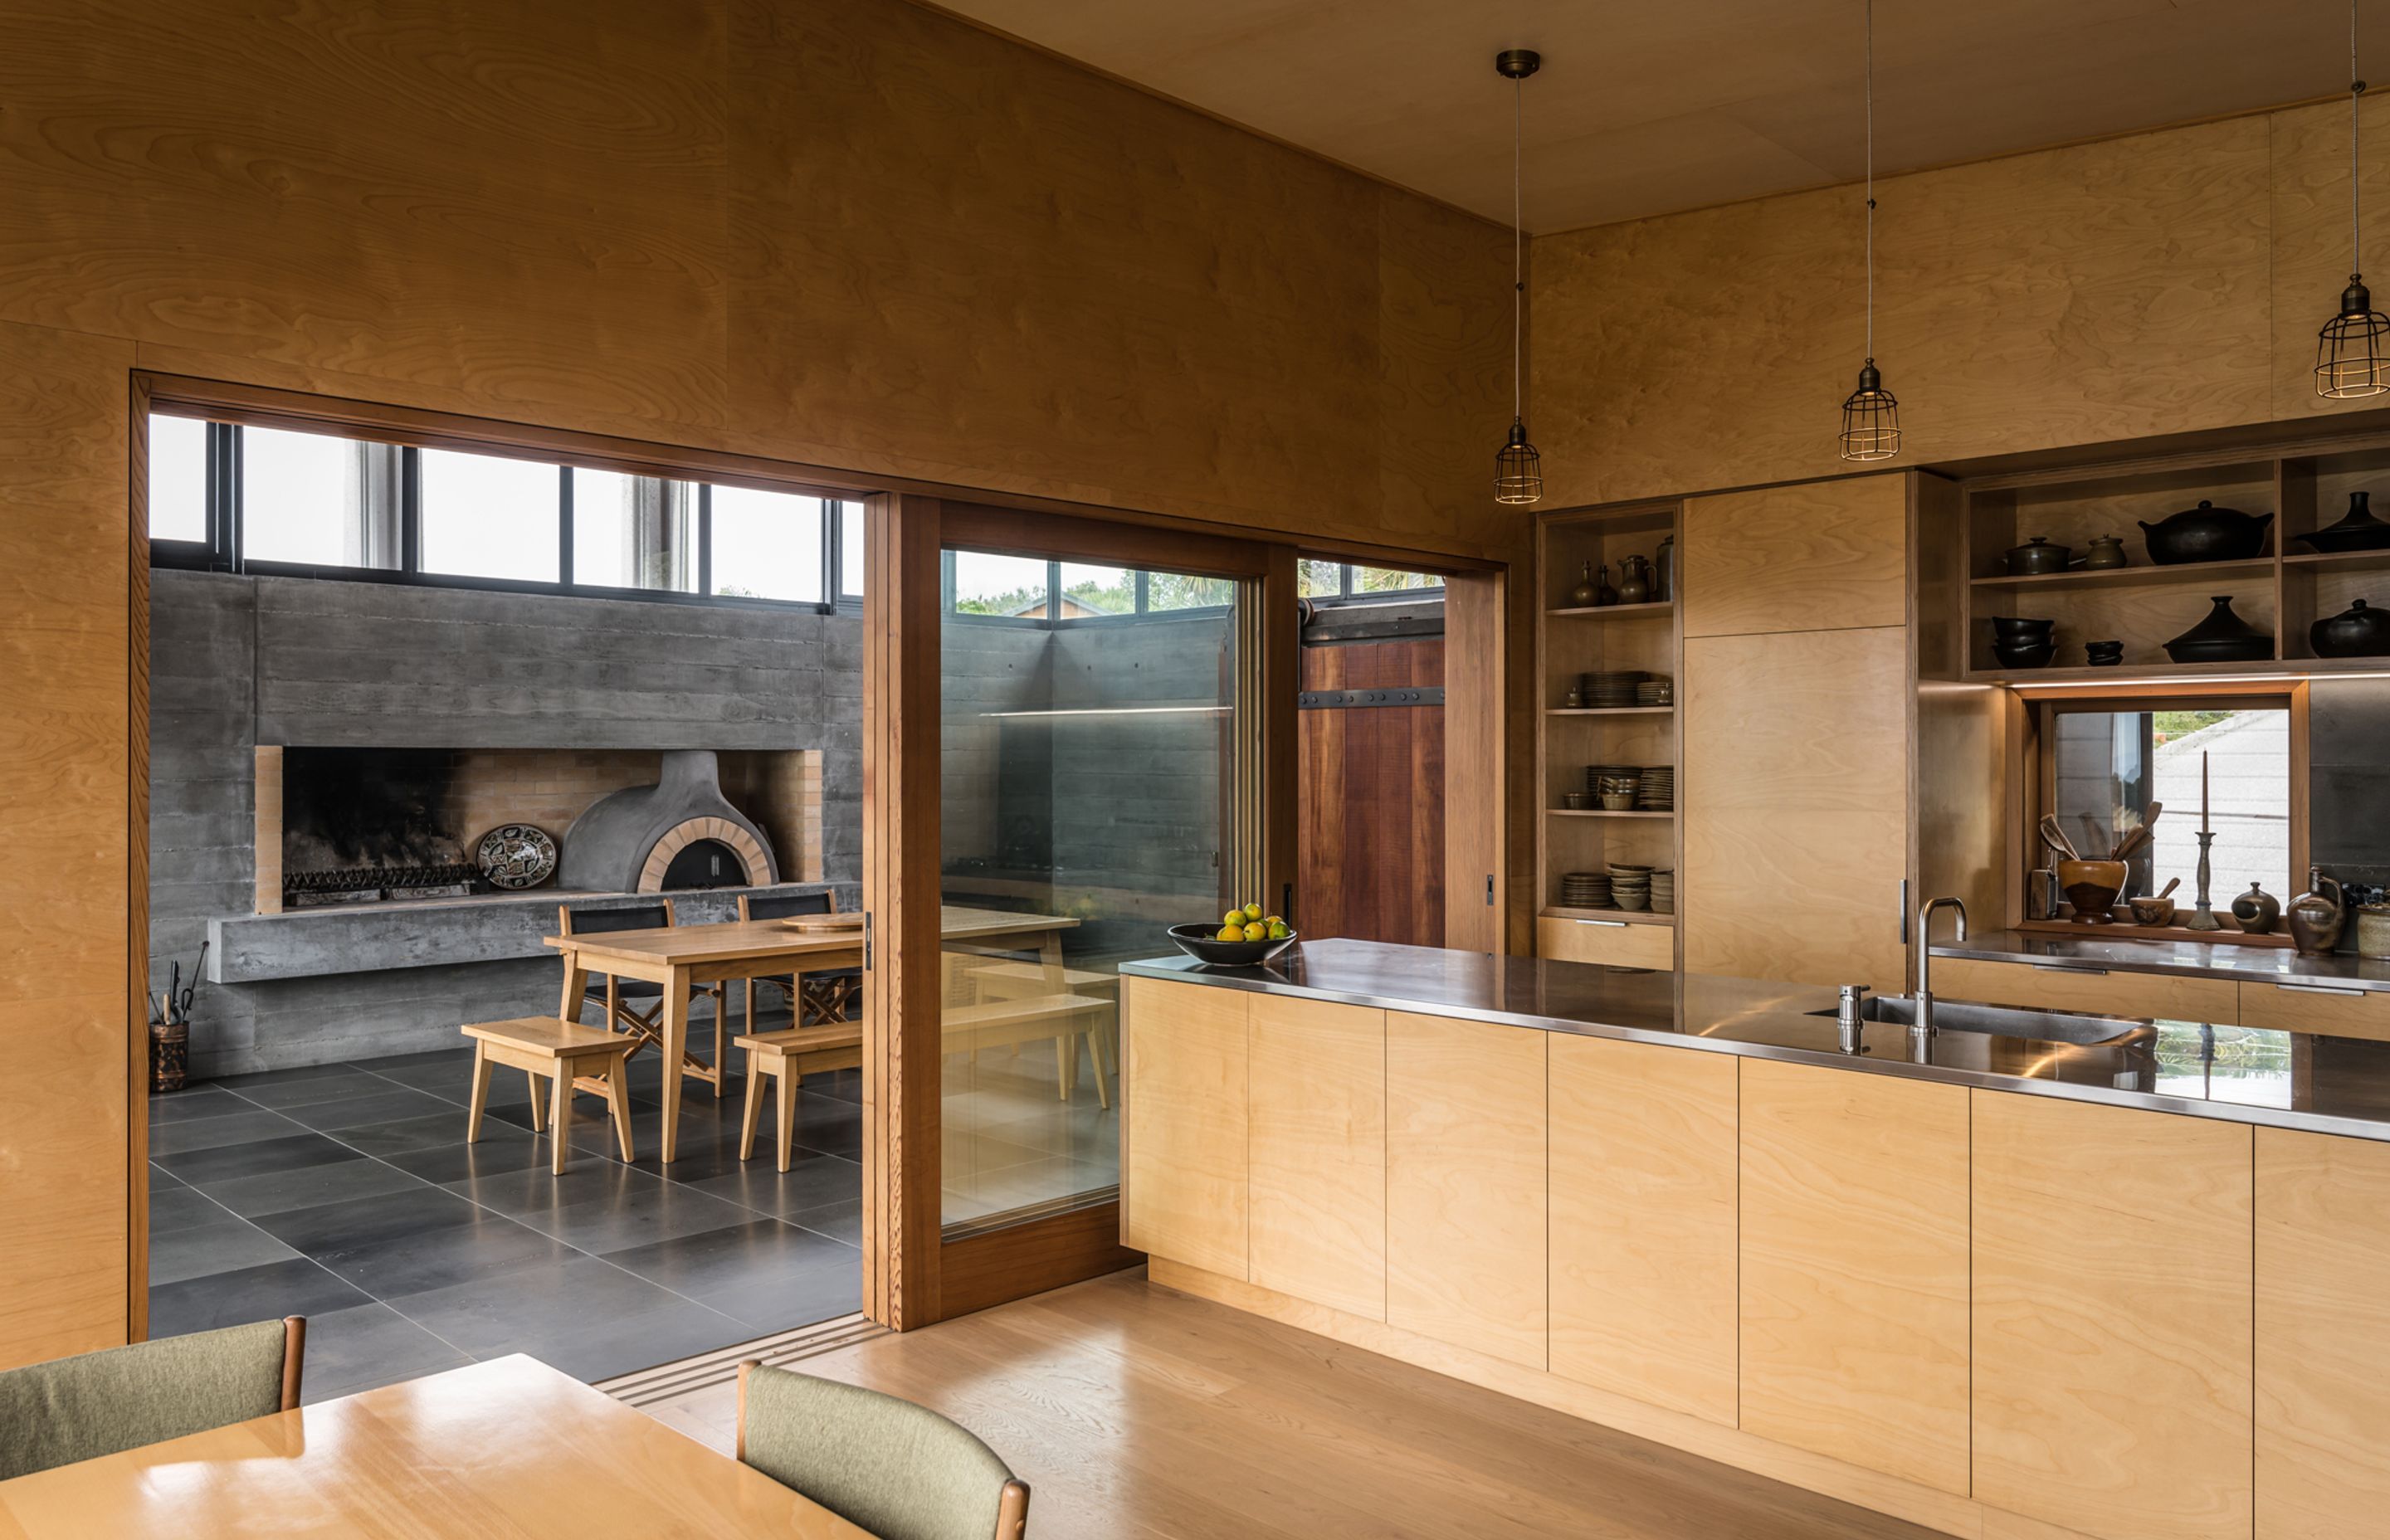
xmin=149 ymin=941 xmax=206 ymax=1094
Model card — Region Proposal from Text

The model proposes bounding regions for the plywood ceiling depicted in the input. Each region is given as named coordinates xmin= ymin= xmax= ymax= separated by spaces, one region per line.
xmin=929 ymin=0 xmax=2390 ymax=232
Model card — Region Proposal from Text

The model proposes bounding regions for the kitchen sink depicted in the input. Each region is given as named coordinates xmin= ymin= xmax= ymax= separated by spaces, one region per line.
xmin=1805 ymin=994 xmax=2148 ymax=1046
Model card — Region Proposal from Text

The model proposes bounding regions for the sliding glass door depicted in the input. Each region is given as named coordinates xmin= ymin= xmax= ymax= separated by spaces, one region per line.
xmin=937 ymin=548 xmax=1241 ymax=1235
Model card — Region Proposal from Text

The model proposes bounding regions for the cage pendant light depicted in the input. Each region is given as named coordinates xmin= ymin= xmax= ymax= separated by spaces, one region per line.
xmin=1493 ymin=48 xmax=1544 ymax=504
xmin=1839 ymin=0 xmax=1900 ymax=461
xmin=2319 ymin=0 xmax=2390 ymax=398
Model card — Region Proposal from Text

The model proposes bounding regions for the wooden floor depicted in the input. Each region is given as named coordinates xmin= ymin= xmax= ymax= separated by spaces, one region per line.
xmin=639 ymin=1267 xmax=1941 ymax=1540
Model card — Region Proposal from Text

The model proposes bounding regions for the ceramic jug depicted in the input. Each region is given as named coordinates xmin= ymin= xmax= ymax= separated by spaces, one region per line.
xmin=2288 ymin=867 xmax=2348 ymax=955
xmin=1617 ymin=554 xmax=1651 ymax=604
xmin=1569 ymin=561 xmax=1597 ymax=607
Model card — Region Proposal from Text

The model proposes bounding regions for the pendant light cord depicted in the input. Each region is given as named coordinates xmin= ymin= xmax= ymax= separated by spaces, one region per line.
xmin=1513 ymin=73 xmax=1524 ymax=422
xmin=2355 ymin=0 xmax=2367 ymax=280
xmin=1865 ymin=0 xmax=1875 ymax=363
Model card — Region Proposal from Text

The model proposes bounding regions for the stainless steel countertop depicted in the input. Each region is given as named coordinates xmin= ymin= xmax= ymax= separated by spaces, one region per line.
xmin=1120 ymin=939 xmax=2390 ymax=1143
xmin=1930 ymin=929 xmax=2390 ymax=994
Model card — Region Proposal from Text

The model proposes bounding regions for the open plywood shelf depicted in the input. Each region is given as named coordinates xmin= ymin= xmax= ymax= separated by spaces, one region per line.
xmin=1958 ymin=437 xmax=2390 ymax=680
xmin=1545 ymin=705 xmax=1673 ymax=717
xmin=1545 ymin=601 xmax=1674 ymax=620
xmin=1534 ymin=500 xmax=1685 ymax=958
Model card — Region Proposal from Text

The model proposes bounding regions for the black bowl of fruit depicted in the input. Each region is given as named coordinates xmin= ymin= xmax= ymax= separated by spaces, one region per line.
xmin=1167 ymin=904 xmax=1297 ymax=967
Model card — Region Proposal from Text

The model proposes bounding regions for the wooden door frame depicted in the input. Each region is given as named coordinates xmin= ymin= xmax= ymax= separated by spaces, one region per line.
xmin=863 ymin=498 xmax=1294 ymax=1328
xmin=1289 ymin=550 xmax=1510 ymax=955
xmin=120 ymin=374 xmax=1506 ymax=1341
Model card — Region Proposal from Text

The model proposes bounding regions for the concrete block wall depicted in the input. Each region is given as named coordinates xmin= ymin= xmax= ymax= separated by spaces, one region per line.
xmin=149 ymin=569 xmax=861 ymax=1077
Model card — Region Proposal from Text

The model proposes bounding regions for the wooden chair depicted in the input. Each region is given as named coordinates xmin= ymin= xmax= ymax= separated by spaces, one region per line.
xmin=461 ymin=1016 xmax=636 ymax=1176
xmin=734 ymin=1022 xmax=865 ymax=1172
xmin=737 ymin=889 xmax=861 ymax=1028
xmin=736 ymin=1360 xmax=1029 ymax=1540
xmin=0 ymin=1317 xmax=305 ymax=1480
xmin=558 ymin=899 xmax=733 ymax=1098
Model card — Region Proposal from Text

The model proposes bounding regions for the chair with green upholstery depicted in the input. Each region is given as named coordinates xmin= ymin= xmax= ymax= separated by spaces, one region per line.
xmin=736 ymin=1361 xmax=1029 ymax=1540
xmin=0 ymin=1317 xmax=305 ymax=1480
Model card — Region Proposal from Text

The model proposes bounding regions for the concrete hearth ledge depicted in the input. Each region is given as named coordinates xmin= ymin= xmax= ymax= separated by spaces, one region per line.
xmin=207 ymin=883 xmax=841 ymax=984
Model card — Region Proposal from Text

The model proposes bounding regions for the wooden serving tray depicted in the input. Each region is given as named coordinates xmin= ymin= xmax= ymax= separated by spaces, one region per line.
xmin=778 ymin=914 xmax=865 ymax=932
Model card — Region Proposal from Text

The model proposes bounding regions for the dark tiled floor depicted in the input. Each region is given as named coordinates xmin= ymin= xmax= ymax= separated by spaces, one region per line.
xmin=149 ymin=1039 xmax=864 ymax=1403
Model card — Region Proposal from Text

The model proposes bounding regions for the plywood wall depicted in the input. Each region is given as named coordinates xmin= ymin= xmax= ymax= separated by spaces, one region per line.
xmin=0 ymin=0 xmax=1517 ymax=558
xmin=1532 ymin=103 xmax=2390 ymax=505
xmin=0 ymin=320 xmax=137 ymax=1366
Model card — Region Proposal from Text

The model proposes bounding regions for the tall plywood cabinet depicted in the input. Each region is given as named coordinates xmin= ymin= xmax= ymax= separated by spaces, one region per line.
xmin=1684 ymin=476 xmax=1914 ymax=994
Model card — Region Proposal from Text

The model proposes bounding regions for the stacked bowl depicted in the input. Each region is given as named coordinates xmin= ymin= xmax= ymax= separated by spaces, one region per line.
xmin=1607 ymin=863 xmax=1653 ymax=911
xmin=1635 ymin=676 xmax=1674 ymax=706
xmin=1585 ymin=670 xmax=1646 ymax=709
xmin=1560 ymin=870 xmax=1613 ymax=909
xmin=1651 ymin=870 xmax=1675 ymax=915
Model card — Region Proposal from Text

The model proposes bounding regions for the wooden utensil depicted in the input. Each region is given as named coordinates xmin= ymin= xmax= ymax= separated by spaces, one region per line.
xmin=2038 ymin=814 xmax=2080 ymax=861
xmin=2157 ymin=876 xmax=2181 ymax=899
xmin=2110 ymin=801 xmax=2163 ymax=862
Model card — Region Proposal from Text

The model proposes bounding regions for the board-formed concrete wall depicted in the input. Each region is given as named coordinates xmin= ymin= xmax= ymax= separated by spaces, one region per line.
xmin=149 ymin=569 xmax=861 ymax=1076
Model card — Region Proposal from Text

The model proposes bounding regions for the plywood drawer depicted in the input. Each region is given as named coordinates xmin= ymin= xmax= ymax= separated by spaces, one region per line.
xmin=2239 ymin=981 xmax=2390 ymax=1042
xmin=1932 ymin=956 xmax=2238 ymax=1025
xmin=1538 ymin=915 xmax=1675 ymax=971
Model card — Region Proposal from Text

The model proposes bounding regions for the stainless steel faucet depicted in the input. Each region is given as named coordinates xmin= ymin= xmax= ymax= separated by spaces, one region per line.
xmin=1914 ymin=895 xmax=1968 ymax=1039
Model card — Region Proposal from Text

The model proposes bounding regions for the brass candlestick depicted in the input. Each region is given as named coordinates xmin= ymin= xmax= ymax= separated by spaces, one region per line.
xmin=2184 ymin=831 xmax=2224 ymax=932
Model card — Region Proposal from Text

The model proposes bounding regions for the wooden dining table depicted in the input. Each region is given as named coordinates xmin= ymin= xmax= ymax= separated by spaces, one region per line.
xmin=545 ymin=904 xmax=1077 ymax=1162
xmin=0 ymin=1354 xmax=873 ymax=1538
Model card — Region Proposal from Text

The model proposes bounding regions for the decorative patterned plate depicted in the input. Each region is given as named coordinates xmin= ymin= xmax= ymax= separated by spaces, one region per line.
xmin=475 ymin=825 xmax=558 ymax=890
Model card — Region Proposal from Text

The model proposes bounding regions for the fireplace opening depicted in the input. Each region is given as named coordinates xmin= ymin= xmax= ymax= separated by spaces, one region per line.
xmin=660 ymin=838 xmax=748 ymax=891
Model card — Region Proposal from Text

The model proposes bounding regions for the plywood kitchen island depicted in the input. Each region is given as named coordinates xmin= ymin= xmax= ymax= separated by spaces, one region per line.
xmin=1119 ymin=939 xmax=2390 ymax=1540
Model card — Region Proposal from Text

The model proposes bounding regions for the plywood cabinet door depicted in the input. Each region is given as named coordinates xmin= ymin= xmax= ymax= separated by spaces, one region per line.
xmin=1973 ymin=1092 xmax=2254 ymax=1540
xmin=2256 ymin=1128 xmax=2390 ymax=1540
xmin=1683 ymin=626 xmax=1910 ymax=993
xmin=1247 ymin=994 xmax=1387 ymax=1319
xmin=1549 ymin=1036 xmax=1738 ymax=1425
xmin=1385 ymin=1012 xmax=1548 ymax=1368
xmin=1738 ymin=1058 xmax=1971 ymax=1496
xmin=1121 ymin=977 xmax=1249 ymax=1278
xmin=1681 ymin=476 xmax=1910 ymax=637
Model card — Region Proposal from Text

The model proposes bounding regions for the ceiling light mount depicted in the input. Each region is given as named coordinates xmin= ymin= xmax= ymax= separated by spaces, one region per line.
xmin=1492 ymin=48 xmax=1544 ymax=504
xmin=1495 ymin=49 xmax=1541 ymax=81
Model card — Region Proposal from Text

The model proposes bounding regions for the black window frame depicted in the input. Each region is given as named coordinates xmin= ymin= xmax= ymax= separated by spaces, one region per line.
xmin=1298 ymin=558 xmax=1446 ymax=607
xmin=939 ymin=550 xmax=1235 ymax=628
xmin=144 ymin=410 xmax=858 ymax=613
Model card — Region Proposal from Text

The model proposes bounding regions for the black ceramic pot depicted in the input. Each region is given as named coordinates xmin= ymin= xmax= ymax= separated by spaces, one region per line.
xmin=2312 ymin=598 xmax=2390 ymax=658
xmin=2085 ymin=640 xmax=2124 ymax=666
xmin=2163 ymin=595 xmax=2273 ymax=663
xmin=2296 ymin=491 xmax=2390 ymax=554
xmin=1992 ymin=639 xmax=2058 ymax=669
xmin=2005 ymin=537 xmax=2071 ymax=575
xmin=1990 ymin=615 xmax=2056 ymax=639
xmin=2139 ymin=500 xmax=2274 ymax=565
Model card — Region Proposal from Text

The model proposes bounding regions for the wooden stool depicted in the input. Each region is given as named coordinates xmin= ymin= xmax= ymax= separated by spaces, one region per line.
xmin=734 ymin=1024 xmax=864 ymax=1172
xmin=462 ymin=1016 xmax=637 ymax=1176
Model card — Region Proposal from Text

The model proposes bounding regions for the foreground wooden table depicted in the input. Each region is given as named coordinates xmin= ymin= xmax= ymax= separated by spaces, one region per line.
xmin=545 ymin=904 xmax=1076 ymax=1162
xmin=0 ymin=1355 xmax=872 ymax=1538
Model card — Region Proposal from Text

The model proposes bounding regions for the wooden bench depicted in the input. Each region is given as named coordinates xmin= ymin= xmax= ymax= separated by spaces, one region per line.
xmin=944 ymin=992 xmax=1115 ymax=1108
xmin=461 ymin=1016 xmax=636 ymax=1175
xmin=734 ymin=1024 xmax=865 ymax=1172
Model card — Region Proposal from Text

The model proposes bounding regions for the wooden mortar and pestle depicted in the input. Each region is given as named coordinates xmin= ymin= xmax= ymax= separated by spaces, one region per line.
xmin=2129 ymin=877 xmax=2182 ymax=928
